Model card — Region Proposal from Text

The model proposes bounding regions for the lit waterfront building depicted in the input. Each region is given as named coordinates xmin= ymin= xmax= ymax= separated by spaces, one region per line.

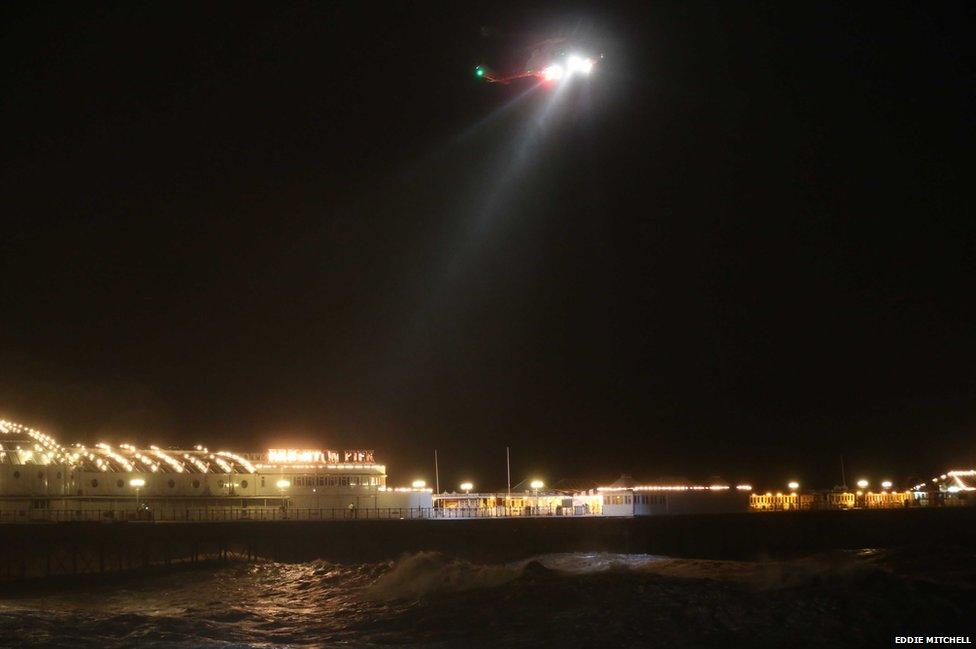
xmin=749 ymin=487 xmax=913 ymax=511
xmin=432 ymin=490 xmax=603 ymax=517
xmin=431 ymin=475 xmax=754 ymax=518
xmin=824 ymin=490 xmax=855 ymax=510
xmin=750 ymin=491 xmax=817 ymax=511
xmin=863 ymin=490 xmax=911 ymax=509
xmin=0 ymin=419 xmax=431 ymax=521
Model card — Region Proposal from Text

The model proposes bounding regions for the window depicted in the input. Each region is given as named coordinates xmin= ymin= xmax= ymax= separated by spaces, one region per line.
xmin=13 ymin=471 xmax=19 ymax=479
xmin=260 ymin=477 xmax=265 ymax=487
xmin=116 ymin=479 xmax=124 ymax=488
xmin=240 ymin=480 xmax=248 ymax=489
xmin=90 ymin=478 xmax=98 ymax=488
xmin=38 ymin=471 xmax=44 ymax=480
xmin=317 ymin=476 xmax=324 ymax=486
xmin=192 ymin=480 xmax=200 ymax=488
xmin=168 ymin=479 xmax=175 ymax=488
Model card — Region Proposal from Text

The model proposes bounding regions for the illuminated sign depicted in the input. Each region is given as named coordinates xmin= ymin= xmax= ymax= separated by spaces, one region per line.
xmin=266 ymin=449 xmax=375 ymax=464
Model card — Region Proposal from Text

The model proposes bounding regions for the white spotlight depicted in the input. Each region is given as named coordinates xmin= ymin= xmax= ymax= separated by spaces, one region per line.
xmin=566 ymin=55 xmax=595 ymax=75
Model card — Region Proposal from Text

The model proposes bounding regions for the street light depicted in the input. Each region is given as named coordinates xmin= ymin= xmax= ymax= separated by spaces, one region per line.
xmin=411 ymin=479 xmax=426 ymax=489
xmin=855 ymin=479 xmax=869 ymax=508
xmin=276 ymin=478 xmax=290 ymax=502
xmin=460 ymin=481 xmax=473 ymax=494
xmin=881 ymin=480 xmax=892 ymax=490
xmin=528 ymin=480 xmax=544 ymax=516
xmin=786 ymin=481 xmax=800 ymax=510
xmin=129 ymin=477 xmax=146 ymax=513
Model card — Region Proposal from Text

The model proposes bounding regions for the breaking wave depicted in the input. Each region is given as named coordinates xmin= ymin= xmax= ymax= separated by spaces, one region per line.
xmin=364 ymin=551 xmax=669 ymax=600
xmin=365 ymin=551 xmax=521 ymax=600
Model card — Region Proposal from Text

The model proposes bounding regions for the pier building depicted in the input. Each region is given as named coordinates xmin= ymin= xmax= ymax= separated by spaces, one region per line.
xmin=0 ymin=419 xmax=430 ymax=520
xmin=596 ymin=475 xmax=753 ymax=515
xmin=749 ymin=488 xmax=913 ymax=511
xmin=432 ymin=490 xmax=603 ymax=517
xmin=912 ymin=470 xmax=976 ymax=507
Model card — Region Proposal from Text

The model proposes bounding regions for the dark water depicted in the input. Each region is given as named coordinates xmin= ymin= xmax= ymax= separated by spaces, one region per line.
xmin=1 ymin=548 xmax=974 ymax=648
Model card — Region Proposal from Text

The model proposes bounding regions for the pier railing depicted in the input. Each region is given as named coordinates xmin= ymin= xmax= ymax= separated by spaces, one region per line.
xmin=0 ymin=505 xmax=601 ymax=523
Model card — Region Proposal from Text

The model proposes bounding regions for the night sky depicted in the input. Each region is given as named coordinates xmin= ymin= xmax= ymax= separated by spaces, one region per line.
xmin=2 ymin=2 xmax=974 ymax=491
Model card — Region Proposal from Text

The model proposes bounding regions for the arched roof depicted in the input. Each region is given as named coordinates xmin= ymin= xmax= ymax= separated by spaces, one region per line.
xmin=0 ymin=419 xmax=256 ymax=474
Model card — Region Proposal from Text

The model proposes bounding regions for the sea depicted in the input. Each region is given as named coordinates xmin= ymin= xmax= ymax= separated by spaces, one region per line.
xmin=0 ymin=547 xmax=973 ymax=648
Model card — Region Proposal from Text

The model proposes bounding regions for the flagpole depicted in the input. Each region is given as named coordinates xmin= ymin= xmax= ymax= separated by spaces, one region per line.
xmin=434 ymin=449 xmax=439 ymax=494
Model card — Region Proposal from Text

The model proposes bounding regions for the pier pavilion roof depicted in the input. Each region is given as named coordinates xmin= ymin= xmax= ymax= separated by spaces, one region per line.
xmin=0 ymin=418 xmax=258 ymax=475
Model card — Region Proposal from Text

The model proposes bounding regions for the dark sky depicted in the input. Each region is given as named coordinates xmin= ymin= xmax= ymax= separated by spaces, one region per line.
xmin=2 ymin=1 xmax=974 ymax=491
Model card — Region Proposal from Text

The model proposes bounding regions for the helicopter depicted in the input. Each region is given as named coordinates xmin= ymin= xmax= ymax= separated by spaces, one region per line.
xmin=474 ymin=37 xmax=601 ymax=84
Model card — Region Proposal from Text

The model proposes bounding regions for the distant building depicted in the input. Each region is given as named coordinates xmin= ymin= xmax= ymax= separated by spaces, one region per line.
xmin=912 ymin=470 xmax=976 ymax=507
xmin=750 ymin=492 xmax=817 ymax=511
xmin=431 ymin=491 xmax=602 ymax=517
xmin=749 ymin=488 xmax=912 ymax=511
xmin=824 ymin=490 xmax=855 ymax=509
xmin=863 ymin=491 xmax=911 ymax=509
